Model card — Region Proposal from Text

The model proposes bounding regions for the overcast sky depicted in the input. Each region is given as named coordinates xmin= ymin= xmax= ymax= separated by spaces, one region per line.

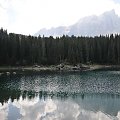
xmin=0 ymin=0 xmax=120 ymax=35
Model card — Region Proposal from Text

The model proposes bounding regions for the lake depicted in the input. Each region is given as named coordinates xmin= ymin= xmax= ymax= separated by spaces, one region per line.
xmin=0 ymin=70 xmax=120 ymax=120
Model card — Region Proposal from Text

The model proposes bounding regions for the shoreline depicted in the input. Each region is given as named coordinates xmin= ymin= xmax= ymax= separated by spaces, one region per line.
xmin=0 ymin=64 xmax=120 ymax=72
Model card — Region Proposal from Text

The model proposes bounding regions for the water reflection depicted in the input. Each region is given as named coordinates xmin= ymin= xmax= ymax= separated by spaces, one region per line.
xmin=0 ymin=70 xmax=120 ymax=119
xmin=1 ymin=93 xmax=120 ymax=120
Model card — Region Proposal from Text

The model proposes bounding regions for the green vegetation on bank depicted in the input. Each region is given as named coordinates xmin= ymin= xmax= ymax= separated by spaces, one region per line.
xmin=0 ymin=28 xmax=120 ymax=66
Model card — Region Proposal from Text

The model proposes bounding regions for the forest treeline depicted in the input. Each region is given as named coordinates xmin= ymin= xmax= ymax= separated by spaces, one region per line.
xmin=0 ymin=28 xmax=120 ymax=66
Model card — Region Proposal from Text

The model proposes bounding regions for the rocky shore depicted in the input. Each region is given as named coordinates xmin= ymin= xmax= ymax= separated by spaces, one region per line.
xmin=0 ymin=63 xmax=90 ymax=72
xmin=0 ymin=63 xmax=120 ymax=73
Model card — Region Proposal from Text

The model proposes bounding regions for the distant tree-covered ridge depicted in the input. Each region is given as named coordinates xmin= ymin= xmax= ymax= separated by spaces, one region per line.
xmin=0 ymin=28 xmax=120 ymax=66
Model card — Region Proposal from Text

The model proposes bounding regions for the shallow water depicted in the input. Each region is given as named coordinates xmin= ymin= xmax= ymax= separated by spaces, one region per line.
xmin=0 ymin=70 xmax=120 ymax=120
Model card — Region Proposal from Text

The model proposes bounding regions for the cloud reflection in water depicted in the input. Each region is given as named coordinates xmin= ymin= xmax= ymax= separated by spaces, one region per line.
xmin=0 ymin=96 xmax=119 ymax=120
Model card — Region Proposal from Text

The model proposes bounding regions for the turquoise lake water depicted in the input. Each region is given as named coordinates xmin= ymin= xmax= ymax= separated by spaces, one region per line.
xmin=0 ymin=70 xmax=120 ymax=120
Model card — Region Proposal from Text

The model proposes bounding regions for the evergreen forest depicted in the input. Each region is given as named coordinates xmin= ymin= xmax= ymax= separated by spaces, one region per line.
xmin=0 ymin=28 xmax=120 ymax=66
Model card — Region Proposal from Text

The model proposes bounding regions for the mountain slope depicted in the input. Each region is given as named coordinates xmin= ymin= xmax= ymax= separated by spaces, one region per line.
xmin=35 ymin=10 xmax=120 ymax=37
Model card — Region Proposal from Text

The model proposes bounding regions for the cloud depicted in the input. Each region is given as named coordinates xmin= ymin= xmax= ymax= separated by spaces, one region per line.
xmin=112 ymin=0 xmax=120 ymax=4
xmin=0 ymin=0 xmax=120 ymax=35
